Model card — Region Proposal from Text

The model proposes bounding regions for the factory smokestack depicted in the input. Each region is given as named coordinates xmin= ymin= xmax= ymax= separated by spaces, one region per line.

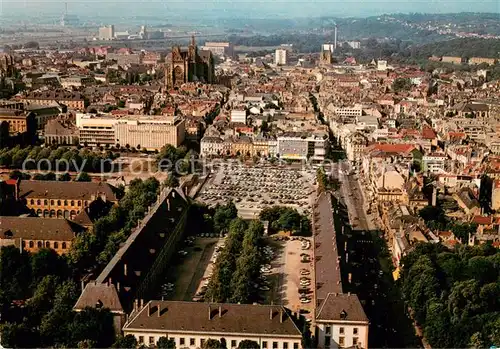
xmin=334 ymin=25 xmax=338 ymax=50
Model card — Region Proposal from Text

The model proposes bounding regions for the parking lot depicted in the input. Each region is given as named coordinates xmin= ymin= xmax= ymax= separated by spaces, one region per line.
xmin=158 ymin=237 xmax=222 ymax=301
xmin=198 ymin=164 xmax=316 ymax=219
xmin=264 ymin=237 xmax=315 ymax=318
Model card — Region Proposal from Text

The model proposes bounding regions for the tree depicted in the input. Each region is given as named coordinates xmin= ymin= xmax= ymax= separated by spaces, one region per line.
xmin=392 ymin=77 xmax=412 ymax=92
xmin=68 ymin=307 xmax=115 ymax=347
xmin=0 ymin=322 xmax=40 ymax=348
xmin=157 ymin=337 xmax=176 ymax=349
xmin=58 ymin=172 xmax=72 ymax=181
xmin=203 ymin=339 xmax=222 ymax=349
xmin=164 ymin=174 xmax=180 ymax=188
xmin=76 ymin=172 xmax=92 ymax=182
xmin=113 ymin=335 xmax=138 ymax=348
xmin=238 ymin=340 xmax=260 ymax=349
xmin=117 ymin=100 xmax=126 ymax=108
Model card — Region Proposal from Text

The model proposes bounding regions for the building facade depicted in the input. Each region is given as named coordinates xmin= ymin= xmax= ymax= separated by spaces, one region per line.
xmin=201 ymin=42 xmax=234 ymax=58
xmin=123 ymin=301 xmax=303 ymax=349
xmin=17 ymin=180 xmax=117 ymax=220
xmin=0 ymin=216 xmax=78 ymax=254
xmin=275 ymin=49 xmax=288 ymax=66
xmin=315 ymin=293 xmax=369 ymax=349
xmin=99 ymin=25 xmax=115 ymax=40
xmin=165 ymin=37 xmax=215 ymax=89
xmin=115 ymin=117 xmax=185 ymax=151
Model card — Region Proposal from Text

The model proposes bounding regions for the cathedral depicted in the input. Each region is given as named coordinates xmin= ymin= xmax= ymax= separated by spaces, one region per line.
xmin=165 ymin=36 xmax=215 ymax=89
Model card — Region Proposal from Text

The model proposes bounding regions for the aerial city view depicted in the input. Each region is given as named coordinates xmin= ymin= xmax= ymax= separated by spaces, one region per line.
xmin=0 ymin=0 xmax=499 ymax=348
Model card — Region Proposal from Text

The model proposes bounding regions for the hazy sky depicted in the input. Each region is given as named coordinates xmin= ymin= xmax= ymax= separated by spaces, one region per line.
xmin=1 ymin=0 xmax=499 ymax=18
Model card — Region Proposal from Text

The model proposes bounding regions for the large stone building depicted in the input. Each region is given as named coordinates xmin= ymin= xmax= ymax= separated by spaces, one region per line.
xmin=165 ymin=36 xmax=214 ymax=89
xmin=0 ymin=216 xmax=80 ymax=254
xmin=76 ymin=113 xmax=185 ymax=150
xmin=17 ymin=180 xmax=118 ymax=220
xmin=122 ymin=301 xmax=304 ymax=349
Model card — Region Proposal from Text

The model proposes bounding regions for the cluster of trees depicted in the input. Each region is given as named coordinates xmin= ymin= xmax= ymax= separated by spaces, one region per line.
xmin=418 ymin=205 xmax=477 ymax=241
xmin=0 ymin=146 xmax=119 ymax=173
xmin=400 ymin=243 xmax=500 ymax=348
xmin=156 ymin=144 xmax=198 ymax=175
xmin=70 ymin=177 xmax=160 ymax=269
xmin=316 ymin=167 xmax=340 ymax=193
xmin=206 ymin=218 xmax=265 ymax=304
xmin=404 ymin=38 xmax=500 ymax=62
xmin=9 ymin=170 xmax=92 ymax=182
xmin=260 ymin=206 xmax=311 ymax=236
xmin=0 ymin=246 xmax=115 ymax=348
xmin=392 ymin=78 xmax=413 ymax=92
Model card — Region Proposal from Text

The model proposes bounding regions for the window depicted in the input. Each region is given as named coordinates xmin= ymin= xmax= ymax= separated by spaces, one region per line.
xmin=339 ymin=327 xmax=344 ymax=334
xmin=325 ymin=337 xmax=331 ymax=347
xmin=353 ymin=328 xmax=358 ymax=335
xmin=200 ymin=339 xmax=205 ymax=347
xmin=138 ymin=336 xmax=144 ymax=344
xmin=190 ymin=338 xmax=195 ymax=346
xmin=54 ymin=242 xmax=59 ymax=249
xmin=62 ymin=242 xmax=67 ymax=249
xmin=57 ymin=200 xmax=61 ymax=205
xmin=22 ymin=241 xmax=26 ymax=248
xmin=37 ymin=241 xmax=42 ymax=248
xmin=29 ymin=241 xmax=34 ymax=248
xmin=353 ymin=338 xmax=358 ymax=346
xmin=37 ymin=199 xmax=41 ymax=205
xmin=64 ymin=200 xmax=68 ymax=206
xmin=339 ymin=337 xmax=344 ymax=347
xmin=272 ymin=342 xmax=278 ymax=349
xmin=262 ymin=341 xmax=268 ymax=348
xmin=180 ymin=338 xmax=185 ymax=346
xmin=284 ymin=343 xmax=288 ymax=349
xmin=45 ymin=241 xmax=50 ymax=248
xmin=149 ymin=337 xmax=155 ymax=345
xmin=293 ymin=343 xmax=299 ymax=349
xmin=50 ymin=200 xmax=54 ymax=205
xmin=231 ymin=340 xmax=237 ymax=348
xmin=44 ymin=200 xmax=48 ymax=205
xmin=325 ymin=326 xmax=331 ymax=334
xmin=30 ymin=199 xmax=34 ymax=205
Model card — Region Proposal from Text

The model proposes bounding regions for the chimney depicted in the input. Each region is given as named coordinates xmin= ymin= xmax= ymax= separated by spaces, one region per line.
xmin=81 ymin=280 xmax=85 ymax=292
xmin=280 ymin=309 xmax=284 ymax=323
xmin=147 ymin=302 xmax=151 ymax=317
xmin=133 ymin=299 xmax=138 ymax=312
xmin=218 ymin=306 xmax=222 ymax=318
xmin=334 ymin=25 xmax=338 ymax=50
xmin=269 ymin=308 xmax=273 ymax=320
xmin=208 ymin=305 xmax=212 ymax=320
xmin=158 ymin=304 xmax=161 ymax=317
xmin=116 ymin=282 xmax=120 ymax=292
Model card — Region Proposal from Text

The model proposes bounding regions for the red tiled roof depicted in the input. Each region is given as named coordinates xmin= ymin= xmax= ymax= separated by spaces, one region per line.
xmin=422 ymin=127 xmax=437 ymax=139
xmin=472 ymin=216 xmax=493 ymax=225
xmin=368 ymin=143 xmax=416 ymax=154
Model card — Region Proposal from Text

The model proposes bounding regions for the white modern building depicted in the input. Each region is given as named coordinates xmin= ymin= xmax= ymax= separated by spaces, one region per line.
xmin=277 ymin=132 xmax=329 ymax=161
xmin=230 ymin=109 xmax=247 ymax=124
xmin=76 ymin=113 xmax=185 ymax=150
xmin=122 ymin=301 xmax=304 ymax=349
xmin=275 ymin=49 xmax=288 ymax=66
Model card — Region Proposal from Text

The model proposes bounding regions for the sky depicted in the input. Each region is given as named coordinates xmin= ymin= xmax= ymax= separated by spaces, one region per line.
xmin=1 ymin=0 xmax=499 ymax=18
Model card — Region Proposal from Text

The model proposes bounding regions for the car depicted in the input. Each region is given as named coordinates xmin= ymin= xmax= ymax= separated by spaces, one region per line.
xmin=178 ymin=250 xmax=188 ymax=256
xmin=259 ymin=286 xmax=270 ymax=291
xmin=300 ymin=277 xmax=310 ymax=282
xmin=300 ymin=270 xmax=310 ymax=276
xmin=300 ymin=298 xmax=311 ymax=304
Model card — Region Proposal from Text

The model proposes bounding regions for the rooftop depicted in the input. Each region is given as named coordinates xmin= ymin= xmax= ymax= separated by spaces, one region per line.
xmin=19 ymin=180 xmax=118 ymax=202
xmin=124 ymin=301 xmax=302 ymax=337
